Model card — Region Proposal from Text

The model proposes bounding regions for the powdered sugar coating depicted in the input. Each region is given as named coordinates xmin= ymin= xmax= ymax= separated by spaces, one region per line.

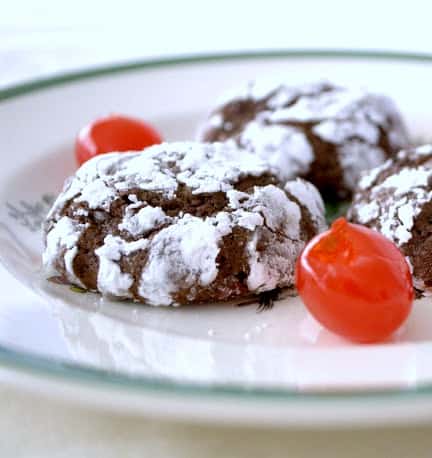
xmin=350 ymin=155 xmax=432 ymax=245
xmin=239 ymin=123 xmax=314 ymax=179
xmin=242 ymin=186 xmax=304 ymax=292
xmin=43 ymin=142 xmax=326 ymax=306
xmin=119 ymin=206 xmax=170 ymax=237
xmin=358 ymin=159 xmax=392 ymax=189
xmin=337 ymin=141 xmax=386 ymax=191
xmin=138 ymin=215 xmax=223 ymax=306
xmin=95 ymin=236 xmax=150 ymax=298
xmin=199 ymin=81 xmax=408 ymax=199
xmin=46 ymin=142 xmax=272 ymax=221
xmin=42 ymin=216 xmax=88 ymax=287
xmin=285 ymin=178 xmax=327 ymax=233
xmin=349 ymin=145 xmax=432 ymax=295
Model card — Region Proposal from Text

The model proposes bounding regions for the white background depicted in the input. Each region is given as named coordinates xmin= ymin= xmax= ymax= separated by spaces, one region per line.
xmin=1 ymin=0 xmax=432 ymax=87
xmin=2 ymin=1 xmax=432 ymax=456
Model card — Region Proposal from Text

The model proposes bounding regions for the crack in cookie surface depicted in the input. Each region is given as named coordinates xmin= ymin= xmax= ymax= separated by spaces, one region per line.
xmin=348 ymin=145 xmax=432 ymax=296
xmin=200 ymin=81 xmax=408 ymax=201
xmin=43 ymin=142 xmax=327 ymax=306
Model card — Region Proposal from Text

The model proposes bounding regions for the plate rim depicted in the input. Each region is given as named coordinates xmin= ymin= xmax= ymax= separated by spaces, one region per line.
xmin=2 ymin=48 xmax=432 ymax=404
xmin=2 ymin=48 xmax=432 ymax=102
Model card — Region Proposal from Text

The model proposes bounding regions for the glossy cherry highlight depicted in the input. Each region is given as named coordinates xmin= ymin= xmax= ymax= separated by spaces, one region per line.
xmin=296 ymin=217 xmax=414 ymax=343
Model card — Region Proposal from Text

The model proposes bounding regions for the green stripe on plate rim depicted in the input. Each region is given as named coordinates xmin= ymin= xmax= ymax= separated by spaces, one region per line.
xmin=1 ymin=49 xmax=432 ymax=402
xmin=2 ymin=49 xmax=432 ymax=102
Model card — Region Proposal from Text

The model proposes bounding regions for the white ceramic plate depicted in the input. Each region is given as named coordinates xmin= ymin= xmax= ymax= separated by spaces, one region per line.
xmin=2 ymin=50 xmax=432 ymax=428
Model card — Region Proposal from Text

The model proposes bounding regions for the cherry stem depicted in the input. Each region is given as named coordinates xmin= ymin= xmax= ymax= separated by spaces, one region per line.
xmin=331 ymin=217 xmax=348 ymax=233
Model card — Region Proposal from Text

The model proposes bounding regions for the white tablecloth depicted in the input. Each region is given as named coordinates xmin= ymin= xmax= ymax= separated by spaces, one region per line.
xmin=2 ymin=1 xmax=432 ymax=455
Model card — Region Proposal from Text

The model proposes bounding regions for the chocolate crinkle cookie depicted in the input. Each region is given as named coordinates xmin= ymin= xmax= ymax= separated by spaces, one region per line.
xmin=198 ymin=81 xmax=409 ymax=201
xmin=43 ymin=142 xmax=326 ymax=306
xmin=348 ymin=144 xmax=432 ymax=296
